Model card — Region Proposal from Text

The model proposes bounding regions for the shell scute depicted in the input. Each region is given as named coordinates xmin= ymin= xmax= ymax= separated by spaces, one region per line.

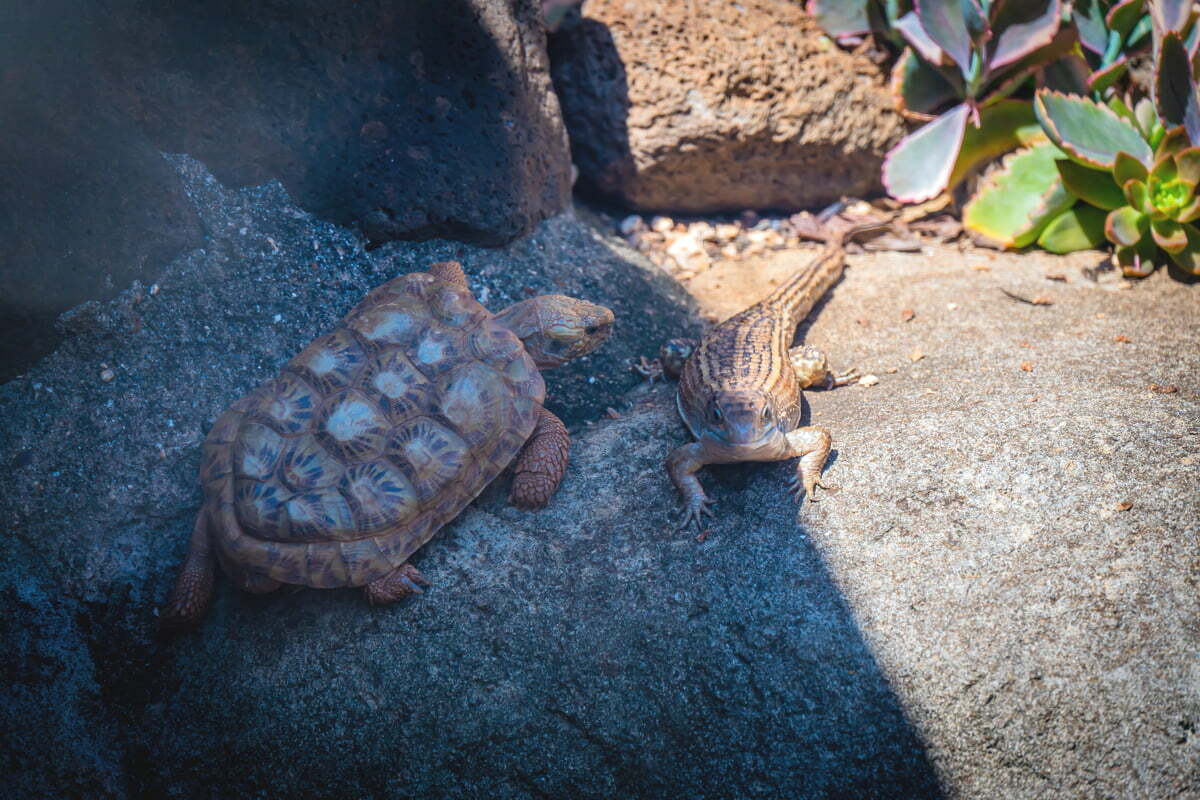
xmin=285 ymin=489 xmax=357 ymax=541
xmin=386 ymin=416 xmax=472 ymax=502
xmin=340 ymin=460 xmax=420 ymax=534
xmin=365 ymin=348 xmax=437 ymax=420
xmin=278 ymin=435 xmax=344 ymax=492
xmin=235 ymin=478 xmax=292 ymax=539
xmin=234 ymin=423 xmax=285 ymax=480
xmin=251 ymin=373 xmax=320 ymax=434
xmin=289 ymin=328 xmax=368 ymax=391
xmin=316 ymin=389 xmax=390 ymax=461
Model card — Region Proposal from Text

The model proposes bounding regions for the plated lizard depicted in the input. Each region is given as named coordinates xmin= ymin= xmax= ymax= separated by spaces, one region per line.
xmin=666 ymin=219 xmax=889 ymax=529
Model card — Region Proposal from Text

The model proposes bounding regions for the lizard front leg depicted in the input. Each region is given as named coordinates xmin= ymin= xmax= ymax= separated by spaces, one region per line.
xmin=789 ymin=344 xmax=858 ymax=389
xmin=783 ymin=425 xmax=833 ymax=503
xmin=667 ymin=441 xmax=717 ymax=530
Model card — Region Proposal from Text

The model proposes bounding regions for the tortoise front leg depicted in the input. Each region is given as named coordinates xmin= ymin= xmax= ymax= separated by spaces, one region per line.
xmin=510 ymin=405 xmax=570 ymax=510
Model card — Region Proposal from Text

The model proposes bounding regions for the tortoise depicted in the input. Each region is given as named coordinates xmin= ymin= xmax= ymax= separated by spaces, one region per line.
xmin=160 ymin=260 xmax=613 ymax=629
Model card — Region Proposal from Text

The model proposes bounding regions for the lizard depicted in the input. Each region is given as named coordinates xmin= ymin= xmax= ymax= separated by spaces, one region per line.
xmin=665 ymin=218 xmax=891 ymax=529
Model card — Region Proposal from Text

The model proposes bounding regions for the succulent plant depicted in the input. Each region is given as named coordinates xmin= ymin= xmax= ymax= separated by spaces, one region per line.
xmin=880 ymin=0 xmax=1074 ymax=203
xmin=1029 ymin=90 xmax=1200 ymax=275
xmin=1071 ymin=0 xmax=1155 ymax=93
xmin=807 ymin=0 xmax=910 ymax=45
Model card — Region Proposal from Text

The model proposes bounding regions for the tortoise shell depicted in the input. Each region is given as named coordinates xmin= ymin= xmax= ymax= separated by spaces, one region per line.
xmin=199 ymin=271 xmax=545 ymax=589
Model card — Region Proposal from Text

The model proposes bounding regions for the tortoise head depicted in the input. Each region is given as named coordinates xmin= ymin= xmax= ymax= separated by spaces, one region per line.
xmin=494 ymin=294 xmax=614 ymax=369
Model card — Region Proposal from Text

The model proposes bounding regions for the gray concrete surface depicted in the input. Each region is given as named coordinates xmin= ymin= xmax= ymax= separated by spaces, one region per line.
xmin=1 ymin=158 xmax=1196 ymax=798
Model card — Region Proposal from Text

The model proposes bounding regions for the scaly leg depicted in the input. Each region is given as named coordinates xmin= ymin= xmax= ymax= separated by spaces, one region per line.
xmin=510 ymin=406 xmax=570 ymax=510
xmin=364 ymin=564 xmax=431 ymax=605
xmin=427 ymin=260 xmax=468 ymax=288
xmin=783 ymin=426 xmax=833 ymax=503
xmin=159 ymin=506 xmax=217 ymax=632
xmin=789 ymin=344 xmax=858 ymax=390
xmin=667 ymin=441 xmax=717 ymax=530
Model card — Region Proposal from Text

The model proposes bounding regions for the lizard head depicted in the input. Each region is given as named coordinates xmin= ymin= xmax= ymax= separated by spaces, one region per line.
xmin=702 ymin=389 xmax=781 ymax=446
xmin=494 ymin=294 xmax=615 ymax=369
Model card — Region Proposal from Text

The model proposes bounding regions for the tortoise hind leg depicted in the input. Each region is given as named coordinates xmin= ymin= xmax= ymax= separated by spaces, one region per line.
xmin=159 ymin=505 xmax=217 ymax=632
xmin=364 ymin=564 xmax=431 ymax=606
xmin=510 ymin=405 xmax=570 ymax=510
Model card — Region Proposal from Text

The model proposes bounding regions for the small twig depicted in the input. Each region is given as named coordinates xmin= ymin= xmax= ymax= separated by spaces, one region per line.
xmin=999 ymin=288 xmax=1053 ymax=306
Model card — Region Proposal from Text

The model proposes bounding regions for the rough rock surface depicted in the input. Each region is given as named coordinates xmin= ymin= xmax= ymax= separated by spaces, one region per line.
xmin=550 ymin=0 xmax=906 ymax=213
xmin=0 ymin=0 xmax=571 ymax=382
xmin=2 ymin=167 xmax=1197 ymax=797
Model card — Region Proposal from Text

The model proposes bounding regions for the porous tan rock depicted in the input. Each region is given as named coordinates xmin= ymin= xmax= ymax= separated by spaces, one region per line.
xmin=550 ymin=0 xmax=906 ymax=212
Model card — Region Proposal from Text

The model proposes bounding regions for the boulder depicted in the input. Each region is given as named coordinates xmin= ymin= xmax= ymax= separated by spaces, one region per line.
xmin=550 ymin=0 xmax=906 ymax=213
xmin=0 ymin=0 xmax=571 ymax=382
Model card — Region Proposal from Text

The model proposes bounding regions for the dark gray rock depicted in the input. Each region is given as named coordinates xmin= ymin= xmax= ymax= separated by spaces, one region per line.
xmin=0 ymin=157 xmax=934 ymax=798
xmin=0 ymin=0 xmax=571 ymax=383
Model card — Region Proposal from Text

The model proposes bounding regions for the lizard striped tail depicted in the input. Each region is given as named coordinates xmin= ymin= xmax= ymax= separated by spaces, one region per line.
xmin=763 ymin=218 xmax=893 ymax=329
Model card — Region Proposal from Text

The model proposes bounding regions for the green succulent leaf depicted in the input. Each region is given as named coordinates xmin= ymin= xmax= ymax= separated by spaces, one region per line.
xmin=1150 ymin=0 xmax=1192 ymax=34
xmin=1152 ymin=218 xmax=1189 ymax=252
xmin=1036 ymin=204 xmax=1108 ymax=252
xmin=1107 ymin=94 xmax=1136 ymax=122
xmin=883 ymin=103 xmax=970 ymax=202
xmin=1134 ymin=97 xmax=1158 ymax=141
xmin=1105 ymin=205 xmax=1150 ymax=246
xmin=1155 ymin=32 xmax=1200 ymax=147
xmin=914 ymin=0 xmax=974 ymax=74
xmin=1040 ymin=54 xmax=1091 ymax=95
xmin=1087 ymin=59 xmax=1128 ymax=93
xmin=1166 ymin=224 xmax=1200 ymax=275
xmin=894 ymin=11 xmax=947 ymax=63
xmin=947 ymin=100 xmax=1043 ymax=190
xmin=1072 ymin=0 xmax=1109 ymax=54
xmin=1123 ymin=179 xmax=1152 ymax=214
xmin=1035 ymin=90 xmax=1153 ymax=169
xmin=1056 ymin=160 xmax=1124 ymax=210
xmin=1175 ymin=148 xmax=1200 ymax=184
xmin=1105 ymin=0 xmax=1146 ymax=38
xmin=963 ymin=141 xmax=1075 ymax=248
xmin=1116 ymin=237 xmax=1159 ymax=277
xmin=808 ymin=0 xmax=873 ymax=36
xmin=1114 ymin=152 xmax=1149 ymax=186
xmin=892 ymin=47 xmax=959 ymax=116
xmin=988 ymin=0 xmax=1062 ymax=72
xmin=1155 ymin=127 xmax=1192 ymax=162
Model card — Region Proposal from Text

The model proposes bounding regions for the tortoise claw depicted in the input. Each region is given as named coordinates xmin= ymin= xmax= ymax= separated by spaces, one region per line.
xmin=365 ymin=564 xmax=430 ymax=606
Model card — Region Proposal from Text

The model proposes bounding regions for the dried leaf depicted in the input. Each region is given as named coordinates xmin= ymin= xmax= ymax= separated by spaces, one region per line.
xmin=859 ymin=374 xmax=881 ymax=386
xmin=901 ymin=308 xmax=916 ymax=322
xmin=1149 ymin=383 xmax=1179 ymax=394
xmin=1116 ymin=501 xmax=1133 ymax=512
xmin=909 ymin=348 xmax=925 ymax=363
xmin=1044 ymin=273 xmax=1068 ymax=282
xmin=1113 ymin=335 xmax=1131 ymax=343
xmin=1031 ymin=295 xmax=1054 ymax=305
xmin=1020 ymin=361 xmax=1034 ymax=372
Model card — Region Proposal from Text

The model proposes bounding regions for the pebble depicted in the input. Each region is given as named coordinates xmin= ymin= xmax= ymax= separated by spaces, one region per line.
xmin=651 ymin=216 xmax=674 ymax=233
xmin=99 ymin=366 xmax=115 ymax=383
xmin=859 ymin=374 xmax=880 ymax=386
xmin=619 ymin=215 xmax=644 ymax=236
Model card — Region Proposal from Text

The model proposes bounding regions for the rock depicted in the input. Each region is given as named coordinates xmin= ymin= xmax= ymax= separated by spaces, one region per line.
xmin=2 ymin=166 xmax=1197 ymax=797
xmin=550 ymin=0 xmax=905 ymax=213
xmin=0 ymin=0 xmax=571 ymax=382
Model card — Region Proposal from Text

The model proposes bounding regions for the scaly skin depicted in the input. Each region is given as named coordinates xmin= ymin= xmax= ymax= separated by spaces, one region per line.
xmin=666 ymin=221 xmax=886 ymax=529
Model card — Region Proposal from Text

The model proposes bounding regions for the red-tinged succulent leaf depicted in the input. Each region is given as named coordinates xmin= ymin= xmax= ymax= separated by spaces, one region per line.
xmin=1035 ymin=90 xmax=1153 ymax=168
xmin=892 ymin=47 xmax=959 ymax=118
xmin=1151 ymin=154 xmax=1179 ymax=183
xmin=883 ymin=103 xmax=970 ymax=202
xmin=988 ymin=0 xmax=1062 ymax=72
xmin=1114 ymin=152 xmax=1149 ymax=186
xmin=1151 ymin=218 xmax=1189 ymax=252
xmin=808 ymin=0 xmax=873 ymax=37
xmin=914 ymin=0 xmax=974 ymax=73
xmin=1176 ymin=148 xmax=1200 ymax=184
xmin=1149 ymin=0 xmax=1192 ymax=34
xmin=1056 ymin=160 xmax=1124 ymax=209
xmin=1072 ymin=0 xmax=1109 ymax=54
xmin=894 ymin=11 xmax=948 ymax=64
xmin=1037 ymin=204 xmax=1108 ymax=252
xmin=1155 ymin=32 xmax=1200 ymax=146
xmin=1087 ymin=59 xmax=1128 ymax=94
xmin=1167 ymin=224 xmax=1200 ymax=274
xmin=1116 ymin=238 xmax=1159 ymax=277
xmin=1105 ymin=205 xmax=1149 ymax=246
xmin=1123 ymin=178 xmax=1153 ymax=214
xmin=948 ymin=100 xmax=1044 ymax=189
xmin=1178 ymin=195 xmax=1200 ymax=223
xmin=1155 ymin=127 xmax=1191 ymax=161
xmin=1106 ymin=0 xmax=1146 ymax=37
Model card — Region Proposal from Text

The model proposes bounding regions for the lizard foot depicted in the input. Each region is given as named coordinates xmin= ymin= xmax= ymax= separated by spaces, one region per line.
xmin=677 ymin=494 xmax=717 ymax=531
xmin=787 ymin=474 xmax=831 ymax=503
